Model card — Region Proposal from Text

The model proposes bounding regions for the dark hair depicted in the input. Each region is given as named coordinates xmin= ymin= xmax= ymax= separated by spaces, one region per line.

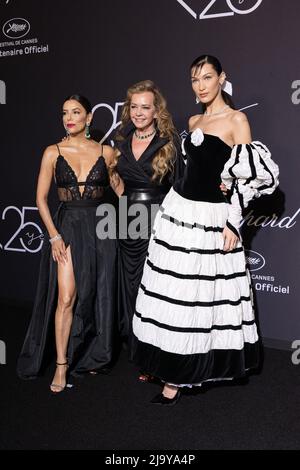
xmin=190 ymin=54 xmax=235 ymax=110
xmin=64 ymin=94 xmax=92 ymax=114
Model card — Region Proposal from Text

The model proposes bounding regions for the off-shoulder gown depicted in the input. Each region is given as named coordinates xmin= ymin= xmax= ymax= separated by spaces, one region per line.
xmin=133 ymin=130 xmax=279 ymax=386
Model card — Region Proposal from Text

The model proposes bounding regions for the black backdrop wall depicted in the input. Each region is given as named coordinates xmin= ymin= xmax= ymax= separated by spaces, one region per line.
xmin=0 ymin=0 xmax=299 ymax=348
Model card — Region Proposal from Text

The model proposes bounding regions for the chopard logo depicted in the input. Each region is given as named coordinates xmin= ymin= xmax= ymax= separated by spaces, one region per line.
xmin=176 ymin=0 xmax=263 ymax=20
xmin=245 ymin=249 xmax=265 ymax=271
xmin=241 ymin=208 xmax=299 ymax=230
xmin=2 ymin=18 xmax=30 ymax=39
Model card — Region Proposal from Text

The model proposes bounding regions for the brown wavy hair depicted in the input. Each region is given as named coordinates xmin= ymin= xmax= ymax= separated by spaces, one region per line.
xmin=111 ymin=80 xmax=177 ymax=183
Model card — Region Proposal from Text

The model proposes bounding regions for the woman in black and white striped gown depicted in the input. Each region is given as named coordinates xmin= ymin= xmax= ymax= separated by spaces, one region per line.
xmin=132 ymin=55 xmax=279 ymax=405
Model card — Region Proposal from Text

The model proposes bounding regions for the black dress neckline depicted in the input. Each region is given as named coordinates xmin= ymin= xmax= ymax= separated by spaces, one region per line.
xmin=56 ymin=154 xmax=105 ymax=184
xmin=189 ymin=130 xmax=233 ymax=150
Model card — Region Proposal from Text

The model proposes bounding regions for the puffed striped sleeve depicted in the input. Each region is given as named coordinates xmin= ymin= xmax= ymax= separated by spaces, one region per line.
xmin=221 ymin=141 xmax=279 ymax=236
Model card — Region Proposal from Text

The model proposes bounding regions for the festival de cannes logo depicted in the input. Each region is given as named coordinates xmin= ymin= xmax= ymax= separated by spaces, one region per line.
xmin=245 ymin=249 xmax=265 ymax=271
xmin=2 ymin=18 xmax=30 ymax=39
xmin=176 ymin=0 xmax=263 ymax=19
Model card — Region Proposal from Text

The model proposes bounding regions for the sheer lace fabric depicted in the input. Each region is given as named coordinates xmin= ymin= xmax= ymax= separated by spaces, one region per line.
xmin=55 ymin=155 xmax=108 ymax=201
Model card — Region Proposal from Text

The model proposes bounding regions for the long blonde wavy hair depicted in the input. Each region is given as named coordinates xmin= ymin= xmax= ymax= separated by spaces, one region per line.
xmin=111 ymin=80 xmax=177 ymax=183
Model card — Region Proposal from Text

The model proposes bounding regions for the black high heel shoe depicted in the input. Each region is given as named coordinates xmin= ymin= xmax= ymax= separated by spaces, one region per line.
xmin=150 ymin=390 xmax=181 ymax=406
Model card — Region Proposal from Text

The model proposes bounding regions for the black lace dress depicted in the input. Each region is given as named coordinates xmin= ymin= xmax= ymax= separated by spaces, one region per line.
xmin=17 ymin=147 xmax=117 ymax=379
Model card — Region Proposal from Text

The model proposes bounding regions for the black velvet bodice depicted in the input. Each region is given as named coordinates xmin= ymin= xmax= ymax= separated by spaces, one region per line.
xmin=55 ymin=155 xmax=109 ymax=201
xmin=174 ymin=133 xmax=232 ymax=202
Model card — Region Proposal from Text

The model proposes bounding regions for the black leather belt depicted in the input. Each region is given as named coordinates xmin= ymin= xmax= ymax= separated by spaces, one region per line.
xmin=123 ymin=184 xmax=169 ymax=202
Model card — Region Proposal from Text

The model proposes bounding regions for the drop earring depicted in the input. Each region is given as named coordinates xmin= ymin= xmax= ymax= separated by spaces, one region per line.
xmin=195 ymin=96 xmax=200 ymax=104
xmin=221 ymin=80 xmax=233 ymax=96
xmin=65 ymin=127 xmax=70 ymax=138
xmin=85 ymin=123 xmax=91 ymax=139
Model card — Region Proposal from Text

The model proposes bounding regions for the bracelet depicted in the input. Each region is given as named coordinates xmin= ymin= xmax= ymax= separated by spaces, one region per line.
xmin=49 ymin=234 xmax=62 ymax=244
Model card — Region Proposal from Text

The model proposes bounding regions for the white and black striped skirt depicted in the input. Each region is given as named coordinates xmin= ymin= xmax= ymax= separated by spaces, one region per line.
xmin=133 ymin=187 xmax=259 ymax=386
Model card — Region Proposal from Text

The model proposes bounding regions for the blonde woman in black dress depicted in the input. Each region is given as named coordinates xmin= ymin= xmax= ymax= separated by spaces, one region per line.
xmin=110 ymin=80 xmax=185 ymax=379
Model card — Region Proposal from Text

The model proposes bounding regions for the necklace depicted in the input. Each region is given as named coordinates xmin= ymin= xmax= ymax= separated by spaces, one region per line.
xmin=134 ymin=129 xmax=156 ymax=140
xmin=204 ymin=105 xmax=229 ymax=116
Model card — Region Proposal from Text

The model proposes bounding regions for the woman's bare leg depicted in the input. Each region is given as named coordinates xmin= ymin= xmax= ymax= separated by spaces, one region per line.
xmin=50 ymin=246 xmax=76 ymax=392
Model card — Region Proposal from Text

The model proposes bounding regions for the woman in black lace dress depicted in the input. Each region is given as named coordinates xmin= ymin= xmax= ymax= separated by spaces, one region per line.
xmin=17 ymin=95 xmax=117 ymax=392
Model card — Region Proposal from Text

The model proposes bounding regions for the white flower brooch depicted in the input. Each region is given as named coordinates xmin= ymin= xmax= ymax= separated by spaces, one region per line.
xmin=190 ymin=128 xmax=204 ymax=146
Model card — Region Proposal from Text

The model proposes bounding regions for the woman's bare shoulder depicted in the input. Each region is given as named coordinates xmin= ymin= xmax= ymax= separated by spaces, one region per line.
xmin=102 ymin=144 xmax=117 ymax=165
xmin=43 ymin=144 xmax=60 ymax=160
xmin=229 ymin=110 xmax=249 ymax=124
xmin=229 ymin=111 xmax=251 ymax=144
xmin=188 ymin=114 xmax=202 ymax=130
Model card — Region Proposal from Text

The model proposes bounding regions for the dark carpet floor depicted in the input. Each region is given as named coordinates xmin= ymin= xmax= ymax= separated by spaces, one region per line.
xmin=1 ymin=301 xmax=300 ymax=450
